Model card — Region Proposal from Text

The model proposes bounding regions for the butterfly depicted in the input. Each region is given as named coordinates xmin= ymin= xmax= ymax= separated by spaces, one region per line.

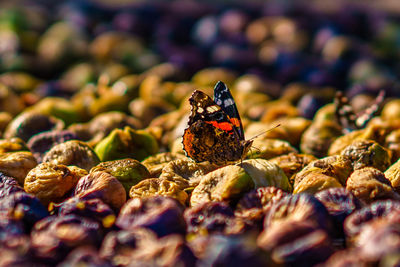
xmin=182 ymin=81 xmax=253 ymax=165
xmin=334 ymin=90 xmax=385 ymax=134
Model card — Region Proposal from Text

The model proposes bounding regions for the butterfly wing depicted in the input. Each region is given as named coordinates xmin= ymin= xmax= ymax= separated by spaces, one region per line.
xmin=182 ymin=90 xmax=245 ymax=165
xmin=213 ymin=81 xmax=245 ymax=140
xmin=334 ymin=90 xmax=385 ymax=134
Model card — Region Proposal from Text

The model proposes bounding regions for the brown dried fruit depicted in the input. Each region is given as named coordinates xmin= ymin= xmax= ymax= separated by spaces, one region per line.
xmin=247 ymin=138 xmax=297 ymax=160
xmin=141 ymin=152 xmax=186 ymax=177
xmin=293 ymin=169 xmax=343 ymax=195
xmin=0 ymin=151 xmax=37 ymax=185
xmin=74 ymin=171 xmax=126 ymax=211
xmin=294 ymin=155 xmax=352 ymax=187
xmin=159 ymin=158 xmax=218 ymax=189
xmin=300 ymin=120 xmax=342 ymax=158
xmin=341 ymin=139 xmax=391 ymax=172
xmin=346 ymin=167 xmax=400 ymax=204
xmin=0 ymin=138 xmax=29 ymax=154
xmin=235 ymin=186 xmax=288 ymax=225
xmin=269 ymin=153 xmax=317 ymax=185
xmin=4 ymin=111 xmax=64 ymax=142
xmin=24 ymin=163 xmax=81 ymax=206
xmin=129 ymin=178 xmax=188 ymax=205
xmin=43 ymin=140 xmax=100 ymax=171
xmin=385 ymin=158 xmax=400 ymax=193
xmin=190 ymin=165 xmax=254 ymax=206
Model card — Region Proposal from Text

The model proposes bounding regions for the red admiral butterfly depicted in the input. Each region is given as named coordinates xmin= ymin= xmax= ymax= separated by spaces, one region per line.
xmin=182 ymin=81 xmax=253 ymax=165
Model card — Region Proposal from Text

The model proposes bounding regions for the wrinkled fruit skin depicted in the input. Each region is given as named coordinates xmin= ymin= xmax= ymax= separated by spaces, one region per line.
xmin=31 ymin=215 xmax=104 ymax=264
xmin=264 ymin=194 xmax=333 ymax=233
xmin=116 ymin=196 xmax=186 ymax=237
xmin=73 ymin=171 xmax=126 ymax=211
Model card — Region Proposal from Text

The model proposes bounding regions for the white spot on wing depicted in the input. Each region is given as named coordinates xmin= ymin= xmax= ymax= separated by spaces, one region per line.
xmin=197 ymin=107 xmax=204 ymax=113
xmin=224 ymin=98 xmax=234 ymax=107
xmin=206 ymin=105 xmax=219 ymax=113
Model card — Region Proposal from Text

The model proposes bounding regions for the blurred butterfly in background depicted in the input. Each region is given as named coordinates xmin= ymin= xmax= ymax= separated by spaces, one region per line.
xmin=334 ymin=90 xmax=385 ymax=134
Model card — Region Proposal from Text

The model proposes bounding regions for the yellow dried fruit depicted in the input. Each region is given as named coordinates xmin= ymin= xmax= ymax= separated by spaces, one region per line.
xmin=129 ymin=178 xmax=188 ymax=205
xmin=24 ymin=163 xmax=80 ymax=206
xmin=190 ymin=165 xmax=254 ymax=206
xmin=0 ymin=151 xmax=37 ymax=185
xmin=159 ymin=158 xmax=218 ymax=189
xmin=142 ymin=152 xmax=186 ymax=177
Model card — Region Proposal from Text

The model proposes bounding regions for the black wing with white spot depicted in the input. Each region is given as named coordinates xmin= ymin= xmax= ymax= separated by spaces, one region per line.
xmin=213 ymin=81 xmax=245 ymax=140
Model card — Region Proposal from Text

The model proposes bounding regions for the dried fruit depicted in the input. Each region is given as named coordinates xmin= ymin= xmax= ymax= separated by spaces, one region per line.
xmin=74 ymin=171 xmax=126 ymax=211
xmin=344 ymin=200 xmax=400 ymax=241
xmin=0 ymin=137 xmax=29 ymax=153
xmin=94 ymin=126 xmax=159 ymax=162
xmin=31 ymin=215 xmax=104 ymax=264
xmin=24 ymin=163 xmax=81 ymax=206
xmin=159 ymin=158 xmax=218 ymax=189
xmin=297 ymin=155 xmax=353 ymax=186
xmin=198 ymin=235 xmax=269 ymax=266
xmin=116 ymin=196 xmax=186 ymax=237
xmin=68 ymin=111 xmax=141 ymax=147
xmin=346 ymin=167 xmax=400 ymax=204
xmin=141 ymin=152 xmax=186 ymax=177
xmin=58 ymin=246 xmax=112 ymax=267
xmin=258 ymin=220 xmax=333 ymax=266
xmin=264 ymin=194 xmax=332 ymax=232
xmin=315 ymin=188 xmax=362 ymax=237
xmin=190 ymin=164 xmax=254 ymax=206
xmin=91 ymin=158 xmax=150 ymax=194
xmin=247 ymin=138 xmax=297 ymax=160
xmin=300 ymin=120 xmax=342 ymax=158
xmin=341 ymin=139 xmax=391 ymax=172
xmin=0 ymin=151 xmax=37 ymax=185
xmin=4 ymin=111 xmax=64 ymax=142
xmin=100 ymin=228 xmax=157 ymax=264
xmin=293 ymin=168 xmax=343 ymax=195
xmin=42 ymin=140 xmax=100 ymax=171
xmin=0 ymin=191 xmax=48 ymax=231
xmin=384 ymin=158 xmax=400 ymax=193
xmin=240 ymin=159 xmax=292 ymax=191
xmin=184 ymin=201 xmax=235 ymax=235
xmin=269 ymin=153 xmax=316 ymax=185
xmin=27 ymin=130 xmax=78 ymax=163
xmin=0 ymin=173 xmax=24 ymax=199
xmin=57 ymin=197 xmax=116 ymax=229
xmin=235 ymin=186 xmax=288 ymax=226
xmin=129 ymin=178 xmax=188 ymax=205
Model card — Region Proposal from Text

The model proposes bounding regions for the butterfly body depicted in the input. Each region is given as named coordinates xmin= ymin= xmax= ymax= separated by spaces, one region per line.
xmin=182 ymin=82 xmax=253 ymax=165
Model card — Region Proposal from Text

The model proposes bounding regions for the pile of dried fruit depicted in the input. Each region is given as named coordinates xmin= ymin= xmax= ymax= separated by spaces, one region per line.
xmin=1 ymin=1 xmax=400 ymax=266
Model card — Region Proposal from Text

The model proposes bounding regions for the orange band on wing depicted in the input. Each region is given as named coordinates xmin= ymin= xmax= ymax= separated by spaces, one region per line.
xmin=206 ymin=121 xmax=233 ymax=132
xmin=229 ymin=117 xmax=241 ymax=128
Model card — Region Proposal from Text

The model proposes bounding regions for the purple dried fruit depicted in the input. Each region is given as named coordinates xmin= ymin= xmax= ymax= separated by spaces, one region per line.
xmin=264 ymin=194 xmax=333 ymax=232
xmin=0 ymin=191 xmax=48 ymax=231
xmin=315 ymin=187 xmax=362 ymax=237
xmin=57 ymin=197 xmax=116 ymax=230
xmin=117 ymin=196 xmax=186 ymax=237
xmin=258 ymin=220 xmax=334 ymax=266
xmin=31 ymin=215 xmax=104 ymax=264
xmin=27 ymin=130 xmax=78 ymax=163
xmin=344 ymin=200 xmax=400 ymax=241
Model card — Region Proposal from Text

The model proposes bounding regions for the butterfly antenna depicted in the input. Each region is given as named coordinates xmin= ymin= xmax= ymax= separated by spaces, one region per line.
xmin=248 ymin=123 xmax=281 ymax=141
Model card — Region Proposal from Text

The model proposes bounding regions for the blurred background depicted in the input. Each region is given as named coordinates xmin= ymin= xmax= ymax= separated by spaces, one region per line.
xmin=1 ymin=0 xmax=400 ymax=121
